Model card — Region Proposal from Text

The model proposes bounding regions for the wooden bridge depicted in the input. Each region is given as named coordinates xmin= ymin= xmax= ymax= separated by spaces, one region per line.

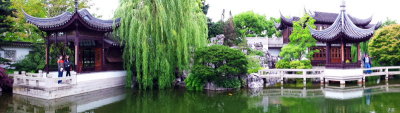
xmin=257 ymin=66 xmax=400 ymax=86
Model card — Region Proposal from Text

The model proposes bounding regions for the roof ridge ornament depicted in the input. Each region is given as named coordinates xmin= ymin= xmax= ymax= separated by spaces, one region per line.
xmin=340 ymin=0 xmax=346 ymax=12
xmin=75 ymin=0 xmax=78 ymax=13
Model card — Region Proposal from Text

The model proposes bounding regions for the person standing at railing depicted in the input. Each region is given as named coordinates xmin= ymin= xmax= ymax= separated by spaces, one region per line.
xmin=65 ymin=55 xmax=71 ymax=77
xmin=57 ymin=55 xmax=64 ymax=84
xmin=363 ymin=54 xmax=372 ymax=74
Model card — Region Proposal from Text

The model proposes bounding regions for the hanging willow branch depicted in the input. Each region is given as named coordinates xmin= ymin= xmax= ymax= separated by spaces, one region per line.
xmin=114 ymin=0 xmax=208 ymax=89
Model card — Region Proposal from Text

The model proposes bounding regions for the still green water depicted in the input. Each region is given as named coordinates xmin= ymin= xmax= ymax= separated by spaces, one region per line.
xmin=1 ymin=80 xmax=400 ymax=113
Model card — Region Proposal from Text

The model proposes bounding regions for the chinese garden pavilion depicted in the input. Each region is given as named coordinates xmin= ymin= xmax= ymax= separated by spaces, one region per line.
xmin=23 ymin=1 xmax=122 ymax=73
xmin=276 ymin=2 xmax=381 ymax=68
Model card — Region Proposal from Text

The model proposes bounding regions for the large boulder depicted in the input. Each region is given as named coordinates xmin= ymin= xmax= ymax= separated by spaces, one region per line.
xmin=246 ymin=73 xmax=264 ymax=88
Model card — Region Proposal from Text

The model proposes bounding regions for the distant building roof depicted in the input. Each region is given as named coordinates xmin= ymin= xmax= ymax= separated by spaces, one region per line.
xmin=0 ymin=41 xmax=36 ymax=48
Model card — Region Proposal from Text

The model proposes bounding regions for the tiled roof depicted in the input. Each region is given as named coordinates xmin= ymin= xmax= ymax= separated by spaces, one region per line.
xmin=309 ymin=5 xmax=380 ymax=43
xmin=0 ymin=41 xmax=36 ymax=48
xmin=24 ymin=9 xmax=120 ymax=31
xmin=278 ymin=12 xmax=373 ymax=28
xmin=312 ymin=11 xmax=372 ymax=26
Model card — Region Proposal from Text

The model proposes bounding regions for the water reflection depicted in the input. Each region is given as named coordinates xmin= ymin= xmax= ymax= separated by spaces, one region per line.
xmin=1 ymin=80 xmax=400 ymax=113
xmin=0 ymin=87 xmax=126 ymax=113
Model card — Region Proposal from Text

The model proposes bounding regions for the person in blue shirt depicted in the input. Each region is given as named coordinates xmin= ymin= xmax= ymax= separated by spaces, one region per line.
xmin=363 ymin=54 xmax=372 ymax=74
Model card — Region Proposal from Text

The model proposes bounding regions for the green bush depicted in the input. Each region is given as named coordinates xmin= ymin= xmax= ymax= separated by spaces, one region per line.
xmin=276 ymin=60 xmax=312 ymax=69
xmin=185 ymin=45 xmax=248 ymax=90
xmin=12 ymin=44 xmax=45 ymax=73
xmin=0 ymin=57 xmax=11 ymax=64
xmin=248 ymin=49 xmax=265 ymax=56
xmin=276 ymin=60 xmax=290 ymax=69
xmin=246 ymin=55 xmax=263 ymax=73
xmin=368 ymin=24 xmax=400 ymax=66
xmin=214 ymin=77 xmax=241 ymax=89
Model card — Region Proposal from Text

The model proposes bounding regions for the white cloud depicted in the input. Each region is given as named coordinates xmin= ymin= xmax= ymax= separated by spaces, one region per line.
xmin=88 ymin=0 xmax=119 ymax=19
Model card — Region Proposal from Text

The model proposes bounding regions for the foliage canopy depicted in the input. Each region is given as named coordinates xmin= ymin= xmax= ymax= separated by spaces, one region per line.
xmin=368 ymin=24 xmax=400 ymax=66
xmin=114 ymin=0 xmax=208 ymax=89
xmin=185 ymin=45 xmax=248 ymax=90
xmin=233 ymin=11 xmax=279 ymax=38
xmin=276 ymin=14 xmax=316 ymax=69
xmin=279 ymin=14 xmax=317 ymax=61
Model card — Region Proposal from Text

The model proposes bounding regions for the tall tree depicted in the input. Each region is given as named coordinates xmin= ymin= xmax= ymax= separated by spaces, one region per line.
xmin=114 ymin=0 xmax=208 ymax=89
xmin=381 ymin=17 xmax=397 ymax=27
xmin=0 ymin=0 xmax=15 ymax=40
xmin=233 ymin=11 xmax=278 ymax=38
xmin=368 ymin=25 xmax=400 ymax=66
xmin=207 ymin=19 xmax=224 ymax=38
xmin=279 ymin=14 xmax=317 ymax=61
xmin=46 ymin=0 xmax=92 ymax=17
xmin=223 ymin=17 xmax=238 ymax=46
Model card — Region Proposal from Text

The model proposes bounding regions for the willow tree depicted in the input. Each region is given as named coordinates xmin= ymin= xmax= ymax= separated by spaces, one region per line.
xmin=114 ymin=0 xmax=208 ymax=89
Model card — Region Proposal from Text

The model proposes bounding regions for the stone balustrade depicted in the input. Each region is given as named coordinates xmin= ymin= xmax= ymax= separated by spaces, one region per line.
xmin=12 ymin=70 xmax=77 ymax=88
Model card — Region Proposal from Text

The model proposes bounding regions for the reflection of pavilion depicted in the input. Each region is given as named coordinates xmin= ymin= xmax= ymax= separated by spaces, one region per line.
xmin=23 ymin=0 xmax=122 ymax=73
xmin=10 ymin=87 xmax=125 ymax=113
xmin=323 ymin=86 xmax=364 ymax=100
xmin=255 ymin=84 xmax=400 ymax=112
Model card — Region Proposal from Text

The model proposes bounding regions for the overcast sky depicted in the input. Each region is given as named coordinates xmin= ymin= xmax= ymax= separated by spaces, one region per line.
xmin=89 ymin=0 xmax=400 ymax=23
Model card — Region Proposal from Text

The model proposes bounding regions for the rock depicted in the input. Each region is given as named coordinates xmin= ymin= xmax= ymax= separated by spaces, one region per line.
xmin=246 ymin=73 xmax=264 ymax=89
xmin=204 ymin=82 xmax=233 ymax=91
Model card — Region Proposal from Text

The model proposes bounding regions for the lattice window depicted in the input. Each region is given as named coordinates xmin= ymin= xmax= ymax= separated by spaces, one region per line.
xmin=4 ymin=50 xmax=16 ymax=60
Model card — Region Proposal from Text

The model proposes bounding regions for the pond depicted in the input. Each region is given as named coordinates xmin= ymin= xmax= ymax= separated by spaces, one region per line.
xmin=1 ymin=79 xmax=400 ymax=113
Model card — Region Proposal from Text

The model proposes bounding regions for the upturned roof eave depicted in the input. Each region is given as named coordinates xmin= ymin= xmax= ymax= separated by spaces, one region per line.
xmin=23 ymin=9 xmax=120 ymax=32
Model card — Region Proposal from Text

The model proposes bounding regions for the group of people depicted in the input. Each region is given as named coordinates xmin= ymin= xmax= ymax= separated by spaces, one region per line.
xmin=57 ymin=55 xmax=72 ymax=84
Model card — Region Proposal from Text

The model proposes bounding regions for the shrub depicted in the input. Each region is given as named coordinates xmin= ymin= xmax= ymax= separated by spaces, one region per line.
xmin=185 ymin=45 xmax=248 ymax=90
xmin=12 ymin=44 xmax=45 ymax=73
xmin=276 ymin=60 xmax=290 ymax=69
xmin=276 ymin=60 xmax=312 ymax=69
xmin=247 ymin=55 xmax=263 ymax=73
xmin=248 ymin=49 xmax=265 ymax=56
xmin=0 ymin=67 xmax=13 ymax=92
xmin=0 ymin=57 xmax=11 ymax=64
xmin=368 ymin=25 xmax=400 ymax=66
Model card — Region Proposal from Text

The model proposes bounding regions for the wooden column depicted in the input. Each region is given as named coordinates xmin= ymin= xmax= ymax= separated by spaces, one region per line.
xmin=341 ymin=40 xmax=345 ymax=63
xmin=326 ymin=43 xmax=331 ymax=64
xmin=45 ymin=35 xmax=50 ymax=74
xmin=75 ymin=23 xmax=80 ymax=73
xmin=64 ymin=32 xmax=67 ymax=56
xmin=102 ymin=36 xmax=105 ymax=70
xmin=357 ymin=43 xmax=361 ymax=62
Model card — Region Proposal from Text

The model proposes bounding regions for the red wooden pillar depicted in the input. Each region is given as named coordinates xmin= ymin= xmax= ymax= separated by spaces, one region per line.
xmin=326 ymin=43 xmax=331 ymax=64
xmin=341 ymin=41 xmax=345 ymax=63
